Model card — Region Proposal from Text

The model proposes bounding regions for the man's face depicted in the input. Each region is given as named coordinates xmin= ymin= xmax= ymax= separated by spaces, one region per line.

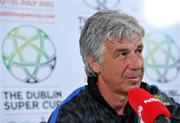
xmin=98 ymin=37 xmax=144 ymax=95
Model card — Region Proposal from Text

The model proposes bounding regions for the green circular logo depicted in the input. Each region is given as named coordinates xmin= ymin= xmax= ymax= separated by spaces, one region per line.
xmin=1 ymin=25 xmax=56 ymax=83
xmin=83 ymin=0 xmax=120 ymax=10
xmin=143 ymin=32 xmax=180 ymax=83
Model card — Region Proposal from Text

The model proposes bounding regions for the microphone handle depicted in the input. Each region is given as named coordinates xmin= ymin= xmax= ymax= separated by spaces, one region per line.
xmin=155 ymin=115 xmax=170 ymax=123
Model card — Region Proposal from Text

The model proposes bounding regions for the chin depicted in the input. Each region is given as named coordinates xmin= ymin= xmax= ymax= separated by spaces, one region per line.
xmin=128 ymin=85 xmax=140 ymax=90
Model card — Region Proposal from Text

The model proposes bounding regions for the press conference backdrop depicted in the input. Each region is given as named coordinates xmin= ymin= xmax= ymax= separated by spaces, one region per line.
xmin=0 ymin=0 xmax=180 ymax=123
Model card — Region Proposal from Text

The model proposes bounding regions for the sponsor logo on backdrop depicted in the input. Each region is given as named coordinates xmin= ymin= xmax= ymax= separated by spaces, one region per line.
xmin=83 ymin=0 xmax=120 ymax=10
xmin=143 ymin=32 xmax=180 ymax=83
xmin=79 ymin=0 xmax=121 ymax=32
xmin=1 ymin=25 xmax=56 ymax=83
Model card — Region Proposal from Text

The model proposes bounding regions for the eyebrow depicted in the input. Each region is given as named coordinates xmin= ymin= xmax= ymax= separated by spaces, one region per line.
xmin=114 ymin=48 xmax=127 ymax=53
xmin=113 ymin=48 xmax=128 ymax=58
xmin=138 ymin=44 xmax=144 ymax=49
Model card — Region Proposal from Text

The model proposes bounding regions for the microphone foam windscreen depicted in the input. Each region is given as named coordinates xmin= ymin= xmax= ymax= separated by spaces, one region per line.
xmin=128 ymin=88 xmax=171 ymax=123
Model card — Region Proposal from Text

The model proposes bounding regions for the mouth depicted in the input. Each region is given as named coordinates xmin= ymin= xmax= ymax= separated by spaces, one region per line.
xmin=124 ymin=70 xmax=143 ymax=82
xmin=127 ymin=76 xmax=141 ymax=82
xmin=126 ymin=75 xmax=142 ymax=87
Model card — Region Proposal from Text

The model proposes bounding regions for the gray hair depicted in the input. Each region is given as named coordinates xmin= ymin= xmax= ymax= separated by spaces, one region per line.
xmin=79 ymin=9 xmax=145 ymax=77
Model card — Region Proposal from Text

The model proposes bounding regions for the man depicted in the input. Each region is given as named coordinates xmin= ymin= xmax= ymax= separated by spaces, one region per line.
xmin=48 ymin=9 xmax=180 ymax=123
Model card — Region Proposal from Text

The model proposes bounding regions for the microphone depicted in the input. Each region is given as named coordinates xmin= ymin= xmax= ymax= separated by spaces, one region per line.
xmin=128 ymin=88 xmax=171 ymax=123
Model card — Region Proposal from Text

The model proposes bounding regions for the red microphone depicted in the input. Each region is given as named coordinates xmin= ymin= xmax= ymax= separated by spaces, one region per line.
xmin=128 ymin=88 xmax=171 ymax=123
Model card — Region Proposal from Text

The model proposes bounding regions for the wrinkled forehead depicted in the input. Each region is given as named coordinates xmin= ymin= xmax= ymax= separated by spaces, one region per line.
xmin=105 ymin=35 xmax=143 ymax=51
xmin=107 ymin=33 xmax=143 ymax=44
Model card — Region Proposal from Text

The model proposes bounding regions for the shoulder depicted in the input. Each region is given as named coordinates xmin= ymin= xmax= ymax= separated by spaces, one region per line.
xmin=48 ymin=85 xmax=93 ymax=123
xmin=140 ymin=82 xmax=160 ymax=94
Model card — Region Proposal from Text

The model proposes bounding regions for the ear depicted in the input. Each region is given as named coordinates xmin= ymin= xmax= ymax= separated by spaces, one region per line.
xmin=86 ymin=55 xmax=101 ymax=74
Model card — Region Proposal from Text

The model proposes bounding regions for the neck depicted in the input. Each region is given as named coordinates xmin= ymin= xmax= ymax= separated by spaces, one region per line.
xmin=97 ymin=78 xmax=127 ymax=115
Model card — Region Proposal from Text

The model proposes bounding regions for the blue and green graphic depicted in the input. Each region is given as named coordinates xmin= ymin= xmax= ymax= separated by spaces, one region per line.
xmin=1 ymin=25 xmax=56 ymax=83
xmin=83 ymin=0 xmax=120 ymax=10
xmin=143 ymin=32 xmax=180 ymax=83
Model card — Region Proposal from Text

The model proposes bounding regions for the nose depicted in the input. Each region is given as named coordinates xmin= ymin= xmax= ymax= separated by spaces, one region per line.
xmin=128 ymin=54 xmax=143 ymax=70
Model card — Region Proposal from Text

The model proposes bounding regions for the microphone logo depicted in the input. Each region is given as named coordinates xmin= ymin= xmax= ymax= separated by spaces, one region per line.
xmin=144 ymin=97 xmax=161 ymax=104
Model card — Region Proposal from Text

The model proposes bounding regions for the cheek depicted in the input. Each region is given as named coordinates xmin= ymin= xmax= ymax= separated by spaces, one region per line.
xmin=107 ymin=62 xmax=127 ymax=80
xmin=100 ymin=61 xmax=123 ymax=77
xmin=115 ymin=61 xmax=128 ymax=73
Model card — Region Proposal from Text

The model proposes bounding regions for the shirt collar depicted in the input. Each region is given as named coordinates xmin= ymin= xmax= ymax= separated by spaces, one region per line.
xmin=87 ymin=76 xmax=137 ymax=121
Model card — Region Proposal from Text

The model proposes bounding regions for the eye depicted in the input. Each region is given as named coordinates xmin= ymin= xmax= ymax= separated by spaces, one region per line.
xmin=136 ymin=47 xmax=143 ymax=55
xmin=121 ymin=51 xmax=128 ymax=56
xmin=114 ymin=50 xmax=128 ymax=60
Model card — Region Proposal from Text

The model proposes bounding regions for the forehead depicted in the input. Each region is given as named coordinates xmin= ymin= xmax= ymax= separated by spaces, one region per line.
xmin=120 ymin=36 xmax=142 ymax=43
xmin=106 ymin=36 xmax=143 ymax=50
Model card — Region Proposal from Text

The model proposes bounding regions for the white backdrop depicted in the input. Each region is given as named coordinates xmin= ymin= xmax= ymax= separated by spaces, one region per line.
xmin=0 ymin=0 xmax=180 ymax=123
